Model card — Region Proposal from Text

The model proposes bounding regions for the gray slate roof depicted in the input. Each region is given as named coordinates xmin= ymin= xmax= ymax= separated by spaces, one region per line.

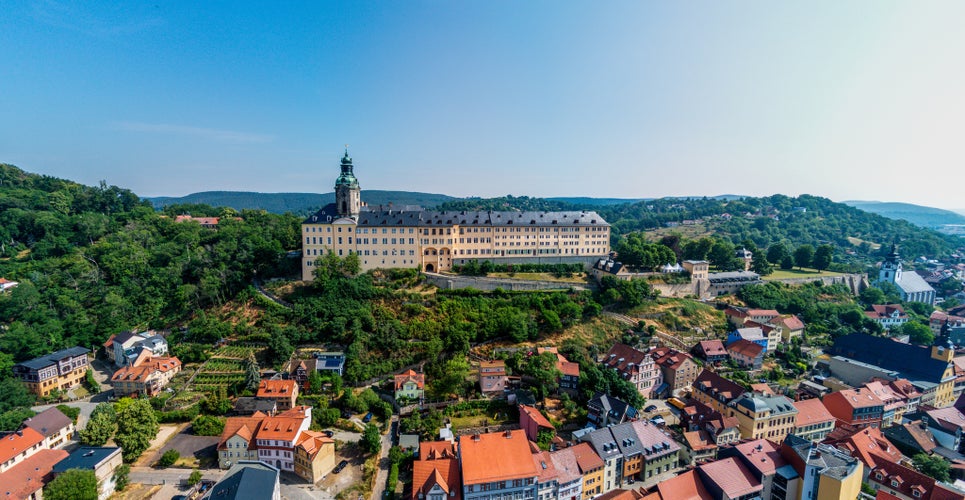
xmin=22 ymin=407 xmax=72 ymax=437
xmin=51 ymin=447 xmax=120 ymax=472
xmin=305 ymin=206 xmax=610 ymax=228
xmin=16 ymin=347 xmax=90 ymax=370
xmin=828 ymin=334 xmax=951 ymax=385
xmin=897 ymin=271 xmax=936 ymax=294
xmin=210 ymin=462 xmax=279 ymax=500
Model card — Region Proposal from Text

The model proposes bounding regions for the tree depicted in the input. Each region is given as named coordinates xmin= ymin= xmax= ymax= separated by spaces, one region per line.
xmin=80 ymin=403 xmax=116 ymax=446
xmin=859 ymin=287 xmax=886 ymax=306
xmin=913 ymin=453 xmax=950 ymax=482
xmin=188 ymin=469 xmax=203 ymax=486
xmin=114 ymin=464 xmax=130 ymax=492
xmin=766 ymin=243 xmax=790 ymax=266
xmin=902 ymin=322 xmax=934 ymax=346
xmin=361 ymin=423 xmax=381 ymax=454
xmin=708 ymin=239 xmax=740 ymax=271
xmin=44 ymin=469 xmax=98 ymax=500
xmin=813 ymin=244 xmax=834 ymax=271
xmin=308 ymin=370 xmax=323 ymax=394
xmin=780 ymin=254 xmax=794 ymax=270
xmin=243 ymin=355 xmax=261 ymax=392
xmin=518 ymin=352 xmax=561 ymax=400
xmin=751 ymin=255 xmax=773 ymax=276
xmin=56 ymin=404 xmax=80 ymax=424
xmin=114 ymin=398 xmax=159 ymax=462
xmin=794 ymin=245 xmax=814 ymax=269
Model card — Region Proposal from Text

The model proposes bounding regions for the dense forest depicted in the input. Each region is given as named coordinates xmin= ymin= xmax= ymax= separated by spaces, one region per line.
xmin=0 ymin=163 xmax=301 ymax=362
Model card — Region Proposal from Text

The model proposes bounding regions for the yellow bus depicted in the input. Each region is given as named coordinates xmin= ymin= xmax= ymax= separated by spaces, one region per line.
xmin=667 ymin=397 xmax=687 ymax=410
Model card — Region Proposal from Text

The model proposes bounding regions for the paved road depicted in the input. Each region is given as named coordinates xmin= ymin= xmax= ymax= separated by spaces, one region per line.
xmin=370 ymin=416 xmax=397 ymax=500
xmin=128 ymin=466 xmax=225 ymax=486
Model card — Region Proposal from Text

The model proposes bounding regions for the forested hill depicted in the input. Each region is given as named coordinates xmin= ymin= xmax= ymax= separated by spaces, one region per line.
xmin=148 ymin=190 xmax=456 ymax=215
xmin=0 ymin=163 xmax=301 ymax=361
xmin=444 ymin=193 xmax=963 ymax=261
xmin=844 ymin=200 xmax=965 ymax=228
xmin=602 ymin=195 xmax=963 ymax=260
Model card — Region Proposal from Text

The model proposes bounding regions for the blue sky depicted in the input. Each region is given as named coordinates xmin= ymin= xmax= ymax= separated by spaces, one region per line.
xmin=1 ymin=1 xmax=963 ymax=209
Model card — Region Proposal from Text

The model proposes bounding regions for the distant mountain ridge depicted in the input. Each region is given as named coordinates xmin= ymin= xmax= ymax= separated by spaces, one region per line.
xmin=148 ymin=191 xmax=752 ymax=214
xmin=843 ymin=200 xmax=965 ymax=229
xmin=148 ymin=190 xmax=457 ymax=215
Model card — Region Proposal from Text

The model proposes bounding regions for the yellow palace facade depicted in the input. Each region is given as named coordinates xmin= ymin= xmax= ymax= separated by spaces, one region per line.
xmin=301 ymin=151 xmax=611 ymax=280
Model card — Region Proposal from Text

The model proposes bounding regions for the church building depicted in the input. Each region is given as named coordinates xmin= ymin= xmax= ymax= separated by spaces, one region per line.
xmin=301 ymin=151 xmax=611 ymax=280
xmin=877 ymin=244 xmax=936 ymax=305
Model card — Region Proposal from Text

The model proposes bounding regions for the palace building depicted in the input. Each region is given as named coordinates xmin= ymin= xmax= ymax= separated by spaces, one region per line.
xmin=301 ymin=150 xmax=611 ymax=279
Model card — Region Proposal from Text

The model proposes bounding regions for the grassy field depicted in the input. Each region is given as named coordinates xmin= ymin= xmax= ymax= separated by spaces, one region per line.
xmin=763 ymin=268 xmax=844 ymax=280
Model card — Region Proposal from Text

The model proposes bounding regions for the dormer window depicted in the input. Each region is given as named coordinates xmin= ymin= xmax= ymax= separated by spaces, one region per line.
xmin=913 ymin=491 xmax=922 ymax=498
xmin=891 ymin=480 xmax=899 ymax=488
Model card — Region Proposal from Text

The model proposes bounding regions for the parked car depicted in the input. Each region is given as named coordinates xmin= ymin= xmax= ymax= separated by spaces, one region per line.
xmin=341 ymin=410 xmax=353 ymax=419
xmin=334 ymin=460 xmax=349 ymax=473
xmin=323 ymin=430 xmax=334 ymax=437
xmin=644 ymin=405 xmax=658 ymax=412
xmin=362 ymin=412 xmax=373 ymax=423
xmin=650 ymin=416 xmax=666 ymax=426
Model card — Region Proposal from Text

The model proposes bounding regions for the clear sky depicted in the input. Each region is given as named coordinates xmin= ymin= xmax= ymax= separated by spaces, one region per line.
xmin=2 ymin=2 xmax=963 ymax=209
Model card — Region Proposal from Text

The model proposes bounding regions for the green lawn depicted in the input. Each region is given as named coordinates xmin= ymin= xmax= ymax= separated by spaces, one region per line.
xmin=763 ymin=268 xmax=844 ymax=280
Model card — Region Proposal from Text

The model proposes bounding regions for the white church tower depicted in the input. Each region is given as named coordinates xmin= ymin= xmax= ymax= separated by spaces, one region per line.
xmin=878 ymin=243 xmax=902 ymax=284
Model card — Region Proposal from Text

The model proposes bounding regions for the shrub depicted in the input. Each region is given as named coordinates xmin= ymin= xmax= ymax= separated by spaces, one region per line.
xmin=158 ymin=449 xmax=180 ymax=467
xmin=192 ymin=415 xmax=226 ymax=436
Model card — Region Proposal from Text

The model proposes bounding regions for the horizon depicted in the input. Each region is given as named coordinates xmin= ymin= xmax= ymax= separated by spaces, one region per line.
xmin=2 ymin=2 xmax=963 ymax=209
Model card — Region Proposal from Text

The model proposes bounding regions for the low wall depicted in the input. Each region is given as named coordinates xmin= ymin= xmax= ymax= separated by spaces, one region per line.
xmin=770 ymin=273 xmax=868 ymax=295
xmin=424 ymin=273 xmax=588 ymax=292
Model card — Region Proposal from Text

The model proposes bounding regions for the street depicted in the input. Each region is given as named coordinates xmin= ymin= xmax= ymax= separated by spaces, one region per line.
xmin=369 ymin=415 xmax=397 ymax=500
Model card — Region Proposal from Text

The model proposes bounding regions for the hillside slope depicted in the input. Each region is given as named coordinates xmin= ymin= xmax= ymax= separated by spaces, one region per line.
xmin=844 ymin=200 xmax=965 ymax=228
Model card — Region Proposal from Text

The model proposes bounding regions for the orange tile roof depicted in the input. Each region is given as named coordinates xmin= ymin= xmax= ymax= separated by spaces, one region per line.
xmin=520 ymin=405 xmax=554 ymax=430
xmin=111 ymin=356 xmax=181 ymax=383
xmin=295 ymin=430 xmax=334 ymax=459
xmin=257 ymin=407 xmax=310 ymax=441
xmin=682 ymin=431 xmax=716 ymax=452
xmin=774 ymin=315 xmax=805 ymax=330
xmin=0 ymin=428 xmax=45 ymax=465
xmin=459 ymin=430 xmax=539 ymax=485
xmin=411 ymin=458 xmax=461 ymax=500
xmin=749 ymin=383 xmax=775 ymax=396
xmin=596 ymin=489 xmax=644 ymax=500
xmin=420 ymin=441 xmax=458 ymax=460
xmin=825 ymin=388 xmax=884 ymax=410
xmin=831 ymin=427 xmax=902 ymax=468
xmin=655 ymin=469 xmax=713 ymax=500
xmin=218 ymin=413 xmax=267 ymax=449
xmin=569 ymin=442 xmax=604 ymax=472
xmin=794 ymin=398 xmax=835 ymax=427
xmin=257 ymin=379 xmax=297 ymax=398
xmin=0 ymin=449 xmax=68 ymax=499
xmin=394 ymin=370 xmax=425 ymax=391
xmin=532 ymin=450 xmax=558 ymax=483
xmin=537 ymin=347 xmax=580 ymax=377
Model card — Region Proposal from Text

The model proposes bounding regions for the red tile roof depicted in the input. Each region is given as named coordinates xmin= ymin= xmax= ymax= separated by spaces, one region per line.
xmin=412 ymin=458 xmax=461 ymax=500
xmin=218 ymin=413 xmax=268 ymax=450
xmin=295 ymin=430 xmax=334 ymax=459
xmin=655 ymin=469 xmax=713 ymax=500
xmin=257 ymin=379 xmax=298 ymax=398
xmin=697 ymin=340 xmax=727 ymax=357
xmin=0 ymin=428 xmax=45 ymax=465
xmin=694 ymin=369 xmax=746 ymax=403
xmin=774 ymin=315 xmax=805 ymax=331
xmin=569 ymin=442 xmax=604 ymax=472
xmin=394 ymin=370 xmax=425 ymax=391
xmin=726 ymin=339 xmax=763 ymax=358
xmin=520 ymin=405 xmax=554 ymax=430
xmin=794 ymin=398 xmax=835 ymax=428
xmin=698 ymin=457 xmax=763 ymax=498
xmin=830 ymin=427 xmax=902 ymax=468
xmin=604 ymin=343 xmax=651 ymax=374
xmin=865 ymin=304 xmax=907 ymax=320
xmin=732 ymin=439 xmax=786 ymax=475
xmin=459 ymin=430 xmax=539 ymax=485
xmin=682 ymin=431 xmax=716 ymax=452
xmin=868 ymin=454 xmax=936 ymax=499
xmin=0 ymin=449 xmax=69 ymax=499
xmin=420 ymin=441 xmax=458 ymax=460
